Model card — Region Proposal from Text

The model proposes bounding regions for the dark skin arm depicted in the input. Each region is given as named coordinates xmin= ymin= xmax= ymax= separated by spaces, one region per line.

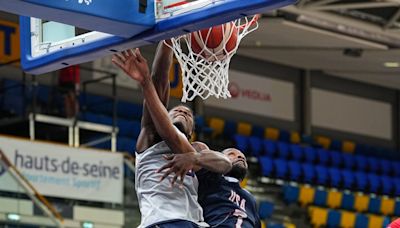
xmin=112 ymin=48 xmax=196 ymax=154
xmin=135 ymin=41 xmax=173 ymax=152
xmin=157 ymin=142 xmax=232 ymax=186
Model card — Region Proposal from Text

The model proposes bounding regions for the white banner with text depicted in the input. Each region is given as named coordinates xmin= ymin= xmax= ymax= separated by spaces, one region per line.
xmin=0 ymin=136 xmax=123 ymax=203
xmin=205 ymin=70 xmax=295 ymax=121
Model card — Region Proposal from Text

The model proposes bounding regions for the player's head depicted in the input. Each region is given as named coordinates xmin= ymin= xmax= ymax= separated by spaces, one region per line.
xmin=168 ymin=105 xmax=194 ymax=140
xmin=223 ymin=148 xmax=247 ymax=181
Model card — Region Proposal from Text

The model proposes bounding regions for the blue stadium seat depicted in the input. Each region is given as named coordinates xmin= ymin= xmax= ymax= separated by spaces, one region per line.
xmin=223 ymin=120 xmax=237 ymax=139
xmin=341 ymin=192 xmax=355 ymax=210
xmin=117 ymin=101 xmax=143 ymax=120
xmin=342 ymin=169 xmax=355 ymax=189
xmin=263 ymin=140 xmax=277 ymax=157
xmin=302 ymin=163 xmax=315 ymax=184
xmin=316 ymin=149 xmax=329 ymax=165
xmin=82 ymin=93 xmax=113 ymax=115
xmin=274 ymin=159 xmax=288 ymax=179
xmin=304 ymin=146 xmax=317 ymax=163
xmin=330 ymin=151 xmax=342 ymax=167
xmin=251 ymin=125 xmax=264 ymax=138
xmin=367 ymin=173 xmax=380 ymax=194
xmin=354 ymin=213 xmax=368 ymax=228
xmin=327 ymin=209 xmax=341 ymax=227
xmin=36 ymin=84 xmax=50 ymax=105
xmin=354 ymin=155 xmax=368 ymax=172
xmin=117 ymin=137 xmax=137 ymax=153
xmin=329 ymin=167 xmax=342 ymax=188
xmin=258 ymin=201 xmax=274 ymax=219
xmin=342 ymin=153 xmax=355 ymax=170
xmin=283 ymin=184 xmax=299 ymax=204
xmin=117 ymin=119 xmax=141 ymax=139
xmin=277 ymin=142 xmax=290 ymax=159
xmin=354 ymin=171 xmax=368 ymax=191
xmin=290 ymin=144 xmax=303 ymax=161
xmin=392 ymin=161 xmax=400 ymax=177
xmin=81 ymin=112 xmax=101 ymax=123
xmin=288 ymin=160 xmax=302 ymax=182
xmin=315 ymin=165 xmax=328 ymax=185
xmin=381 ymin=176 xmax=394 ymax=195
xmin=394 ymin=178 xmax=400 ymax=196
xmin=3 ymin=95 xmax=25 ymax=116
xmin=234 ymin=135 xmax=249 ymax=154
xmin=249 ymin=136 xmax=262 ymax=157
xmin=383 ymin=217 xmax=391 ymax=228
xmin=380 ymin=159 xmax=392 ymax=176
xmin=259 ymin=156 xmax=273 ymax=177
xmin=395 ymin=200 xmax=400 ymax=216
xmin=368 ymin=196 xmax=381 ymax=214
xmin=279 ymin=130 xmax=290 ymax=142
xmin=367 ymin=157 xmax=379 ymax=173
xmin=314 ymin=188 xmax=327 ymax=206
xmin=195 ymin=115 xmax=213 ymax=135
xmin=330 ymin=140 xmax=342 ymax=151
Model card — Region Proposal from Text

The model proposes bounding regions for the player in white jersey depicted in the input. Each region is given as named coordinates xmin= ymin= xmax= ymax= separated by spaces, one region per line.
xmin=112 ymin=42 xmax=232 ymax=228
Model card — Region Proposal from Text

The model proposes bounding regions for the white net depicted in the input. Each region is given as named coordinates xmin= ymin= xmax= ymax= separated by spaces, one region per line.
xmin=167 ymin=15 xmax=259 ymax=102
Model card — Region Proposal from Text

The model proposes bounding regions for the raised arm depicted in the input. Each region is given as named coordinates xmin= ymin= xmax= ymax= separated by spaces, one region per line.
xmin=112 ymin=48 xmax=195 ymax=155
xmin=141 ymin=41 xmax=173 ymax=128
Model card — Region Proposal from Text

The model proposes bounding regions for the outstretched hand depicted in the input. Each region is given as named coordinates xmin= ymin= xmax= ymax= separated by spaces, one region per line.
xmin=157 ymin=152 xmax=199 ymax=188
xmin=112 ymin=48 xmax=150 ymax=85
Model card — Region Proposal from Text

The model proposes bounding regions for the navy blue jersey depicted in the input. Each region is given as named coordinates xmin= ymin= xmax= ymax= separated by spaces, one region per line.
xmin=196 ymin=169 xmax=261 ymax=228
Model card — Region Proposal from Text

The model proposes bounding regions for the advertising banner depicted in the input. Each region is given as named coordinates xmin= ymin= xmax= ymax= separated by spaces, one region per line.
xmin=0 ymin=136 xmax=123 ymax=203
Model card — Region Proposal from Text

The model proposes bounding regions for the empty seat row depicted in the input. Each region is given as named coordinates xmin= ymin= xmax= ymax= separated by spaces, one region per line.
xmin=81 ymin=112 xmax=141 ymax=139
xmin=260 ymin=157 xmax=400 ymax=195
xmin=238 ymin=135 xmax=400 ymax=176
xmin=208 ymin=118 xmax=301 ymax=142
xmin=92 ymin=136 xmax=136 ymax=154
xmin=81 ymin=93 xmax=143 ymax=120
xmin=308 ymin=206 xmax=390 ymax=228
xmin=283 ymin=184 xmax=400 ymax=216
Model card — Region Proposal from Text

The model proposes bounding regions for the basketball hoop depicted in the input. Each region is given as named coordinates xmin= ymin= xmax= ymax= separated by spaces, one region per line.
xmin=167 ymin=15 xmax=259 ymax=102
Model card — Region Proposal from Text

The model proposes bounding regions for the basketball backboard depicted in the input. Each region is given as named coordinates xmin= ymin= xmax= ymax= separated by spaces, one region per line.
xmin=0 ymin=0 xmax=296 ymax=74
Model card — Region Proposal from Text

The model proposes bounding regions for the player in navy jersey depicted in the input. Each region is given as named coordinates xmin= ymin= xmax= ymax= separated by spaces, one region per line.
xmin=160 ymin=147 xmax=261 ymax=228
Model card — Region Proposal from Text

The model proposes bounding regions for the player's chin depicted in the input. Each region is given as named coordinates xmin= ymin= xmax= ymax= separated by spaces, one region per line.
xmin=234 ymin=160 xmax=247 ymax=168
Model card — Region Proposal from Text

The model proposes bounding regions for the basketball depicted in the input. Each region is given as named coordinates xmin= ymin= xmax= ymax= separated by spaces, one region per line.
xmin=190 ymin=22 xmax=238 ymax=61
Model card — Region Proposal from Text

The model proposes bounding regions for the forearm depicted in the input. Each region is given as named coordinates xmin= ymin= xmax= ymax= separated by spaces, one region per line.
xmin=141 ymin=78 xmax=175 ymax=139
xmin=152 ymin=41 xmax=173 ymax=84
xmin=141 ymin=42 xmax=172 ymax=126
xmin=195 ymin=150 xmax=232 ymax=174
xmin=141 ymin=78 xmax=193 ymax=154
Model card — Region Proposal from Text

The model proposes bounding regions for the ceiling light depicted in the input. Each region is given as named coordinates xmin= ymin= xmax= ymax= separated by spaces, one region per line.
xmin=384 ymin=62 xmax=400 ymax=68
xmin=7 ymin=213 xmax=20 ymax=221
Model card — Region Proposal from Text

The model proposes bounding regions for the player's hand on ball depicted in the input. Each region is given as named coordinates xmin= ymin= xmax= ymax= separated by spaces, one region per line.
xmin=157 ymin=152 xmax=199 ymax=188
xmin=112 ymin=48 xmax=150 ymax=85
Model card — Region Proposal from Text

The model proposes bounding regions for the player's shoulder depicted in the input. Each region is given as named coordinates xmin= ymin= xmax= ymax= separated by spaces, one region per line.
xmin=241 ymin=187 xmax=257 ymax=202
xmin=191 ymin=141 xmax=209 ymax=152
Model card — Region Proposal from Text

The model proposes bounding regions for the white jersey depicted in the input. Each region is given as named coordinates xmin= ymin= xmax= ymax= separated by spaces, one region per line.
xmin=135 ymin=141 xmax=208 ymax=228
